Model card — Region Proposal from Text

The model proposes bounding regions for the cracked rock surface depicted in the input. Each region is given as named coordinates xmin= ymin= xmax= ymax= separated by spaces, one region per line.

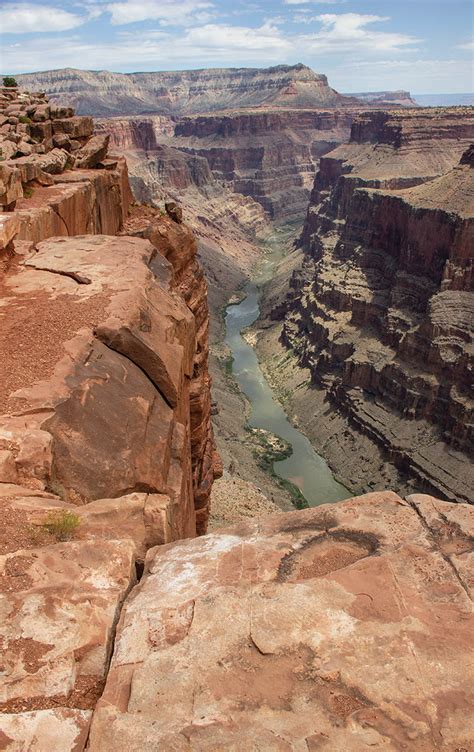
xmin=89 ymin=491 xmax=473 ymax=751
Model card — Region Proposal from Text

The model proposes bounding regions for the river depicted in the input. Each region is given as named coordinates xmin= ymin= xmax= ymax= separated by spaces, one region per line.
xmin=224 ymin=237 xmax=350 ymax=507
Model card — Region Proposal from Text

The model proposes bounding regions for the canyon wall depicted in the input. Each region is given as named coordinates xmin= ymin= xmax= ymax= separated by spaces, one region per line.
xmin=344 ymin=90 xmax=417 ymax=107
xmin=14 ymin=64 xmax=351 ymax=117
xmin=171 ymin=110 xmax=354 ymax=219
xmin=96 ymin=109 xmax=354 ymax=221
xmin=274 ymin=108 xmax=474 ymax=503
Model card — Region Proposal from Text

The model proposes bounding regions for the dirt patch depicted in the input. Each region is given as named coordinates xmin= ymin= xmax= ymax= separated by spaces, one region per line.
xmin=0 ymin=499 xmax=53 ymax=555
xmin=0 ymin=675 xmax=106 ymax=713
xmin=0 ymin=288 xmax=111 ymax=413
xmin=209 ymin=475 xmax=281 ymax=530
xmin=0 ymin=553 xmax=35 ymax=592
xmin=278 ymin=529 xmax=379 ymax=582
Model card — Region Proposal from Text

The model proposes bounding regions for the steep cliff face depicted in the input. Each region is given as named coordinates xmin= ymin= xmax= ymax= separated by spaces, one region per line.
xmin=98 ymin=109 xmax=354 ymax=221
xmin=0 ymin=87 xmax=221 ymax=742
xmin=95 ymin=115 xmax=272 ymax=307
xmin=0 ymin=86 xmax=218 ymax=533
xmin=277 ymin=109 xmax=474 ymax=503
xmin=171 ymin=110 xmax=354 ymax=218
xmin=15 ymin=64 xmax=350 ymax=117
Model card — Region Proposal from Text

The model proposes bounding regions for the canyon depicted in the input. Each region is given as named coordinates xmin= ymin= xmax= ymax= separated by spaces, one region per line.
xmin=257 ymin=107 xmax=474 ymax=504
xmin=0 ymin=68 xmax=473 ymax=751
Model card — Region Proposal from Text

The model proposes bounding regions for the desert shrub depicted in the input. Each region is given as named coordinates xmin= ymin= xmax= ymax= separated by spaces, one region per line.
xmin=42 ymin=510 xmax=80 ymax=541
xmin=3 ymin=76 xmax=18 ymax=88
xmin=19 ymin=115 xmax=32 ymax=124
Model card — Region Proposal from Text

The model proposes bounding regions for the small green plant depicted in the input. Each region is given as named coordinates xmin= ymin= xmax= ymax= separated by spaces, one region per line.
xmin=22 ymin=186 xmax=34 ymax=198
xmin=3 ymin=76 xmax=18 ymax=88
xmin=19 ymin=115 xmax=32 ymax=124
xmin=42 ymin=510 xmax=80 ymax=541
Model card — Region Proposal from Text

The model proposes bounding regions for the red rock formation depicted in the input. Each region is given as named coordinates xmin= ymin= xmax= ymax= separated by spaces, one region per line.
xmin=0 ymin=88 xmax=218 ymax=532
xmin=97 ymin=109 xmax=354 ymax=221
xmin=88 ymin=491 xmax=474 ymax=751
xmin=0 ymin=88 xmax=220 ymax=743
xmin=278 ymin=109 xmax=474 ymax=502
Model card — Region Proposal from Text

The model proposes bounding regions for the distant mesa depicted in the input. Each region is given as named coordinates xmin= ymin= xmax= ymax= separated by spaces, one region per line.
xmin=344 ymin=90 xmax=418 ymax=107
xmin=13 ymin=64 xmax=415 ymax=118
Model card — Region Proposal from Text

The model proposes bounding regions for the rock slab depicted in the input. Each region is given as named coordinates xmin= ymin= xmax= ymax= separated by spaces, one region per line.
xmin=89 ymin=491 xmax=474 ymax=751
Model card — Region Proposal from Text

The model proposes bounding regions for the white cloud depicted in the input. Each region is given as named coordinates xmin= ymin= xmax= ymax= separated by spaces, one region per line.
xmin=105 ymin=0 xmax=213 ymax=26
xmin=303 ymin=13 xmax=419 ymax=52
xmin=0 ymin=2 xmax=86 ymax=33
xmin=457 ymin=38 xmax=473 ymax=50
xmin=185 ymin=21 xmax=291 ymax=52
xmin=1 ymin=23 xmax=292 ymax=72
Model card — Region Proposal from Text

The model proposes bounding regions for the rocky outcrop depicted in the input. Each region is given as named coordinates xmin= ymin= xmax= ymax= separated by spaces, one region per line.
xmin=278 ymin=109 xmax=474 ymax=503
xmin=0 ymin=90 xmax=219 ymax=745
xmin=15 ymin=64 xmax=351 ymax=117
xmin=88 ymin=491 xmax=474 ymax=750
xmin=0 ymin=88 xmax=218 ymax=530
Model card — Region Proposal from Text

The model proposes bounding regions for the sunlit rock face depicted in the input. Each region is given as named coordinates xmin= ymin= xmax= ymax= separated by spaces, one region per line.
xmin=280 ymin=108 xmax=474 ymax=502
xmin=14 ymin=64 xmax=350 ymax=117
xmin=88 ymin=491 xmax=474 ymax=751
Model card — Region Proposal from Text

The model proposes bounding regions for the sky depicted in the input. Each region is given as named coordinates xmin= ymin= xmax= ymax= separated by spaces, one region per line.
xmin=0 ymin=0 xmax=473 ymax=93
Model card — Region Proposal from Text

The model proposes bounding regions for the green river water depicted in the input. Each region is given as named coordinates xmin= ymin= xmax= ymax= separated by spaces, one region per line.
xmin=224 ymin=232 xmax=350 ymax=507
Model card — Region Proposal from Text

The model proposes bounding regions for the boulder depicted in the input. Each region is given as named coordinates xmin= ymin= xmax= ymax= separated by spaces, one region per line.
xmin=53 ymin=133 xmax=72 ymax=151
xmin=74 ymin=134 xmax=110 ymax=169
xmin=52 ymin=116 xmax=93 ymax=139
xmin=0 ymin=164 xmax=23 ymax=209
xmin=0 ymin=212 xmax=20 ymax=250
xmin=50 ymin=105 xmax=75 ymax=119
xmin=0 ymin=139 xmax=17 ymax=161
xmin=31 ymin=104 xmax=50 ymax=122
xmin=165 ymin=200 xmax=183 ymax=223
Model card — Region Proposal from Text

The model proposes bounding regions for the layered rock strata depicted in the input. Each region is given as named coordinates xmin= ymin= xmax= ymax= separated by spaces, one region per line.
xmin=15 ymin=64 xmax=350 ymax=117
xmin=277 ymin=109 xmax=474 ymax=502
xmin=344 ymin=90 xmax=417 ymax=107
xmin=170 ymin=110 xmax=354 ymax=219
xmin=97 ymin=109 xmax=354 ymax=221
xmin=94 ymin=115 xmax=272 ymax=306
xmin=89 ymin=491 xmax=474 ymax=751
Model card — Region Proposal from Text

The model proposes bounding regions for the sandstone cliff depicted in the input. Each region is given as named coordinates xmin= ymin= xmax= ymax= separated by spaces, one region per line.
xmin=272 ymin=108 xmax=474 ymax=502
xmin=14 ymin=64 xmax=350 ymax=117
xmin=171 ymin=110 xmax=354 ymax=219
xmin=0 ymin=85 xmax=219 ymax=533
xmin=0 ymin=85 xmax=222 ymax=744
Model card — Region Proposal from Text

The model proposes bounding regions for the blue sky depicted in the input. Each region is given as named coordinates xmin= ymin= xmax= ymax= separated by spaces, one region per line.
xmin=1 ymin=0 xmax=473 ymax=93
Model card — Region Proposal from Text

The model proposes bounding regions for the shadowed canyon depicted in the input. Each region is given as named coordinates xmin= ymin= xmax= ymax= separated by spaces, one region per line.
xmin=0 ymin=63 xmax=473 ymax=750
